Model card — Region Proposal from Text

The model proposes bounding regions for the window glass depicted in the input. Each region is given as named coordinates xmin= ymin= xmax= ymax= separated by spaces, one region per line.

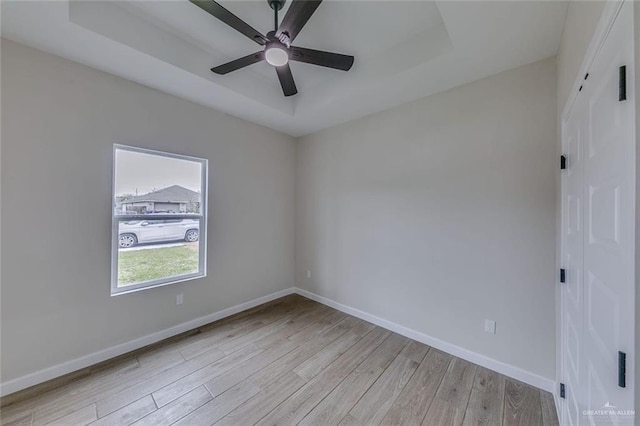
xmin=112 ymin=145 xmax=207 ymax=295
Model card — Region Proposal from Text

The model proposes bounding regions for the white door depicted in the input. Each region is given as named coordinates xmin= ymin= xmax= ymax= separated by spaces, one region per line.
xmin=561 ymin=2 xmax=635 ymax=425
xmin=562 ymin=88 xmax=587 ymax=426
xmin=582 ymin=2 xmax=635 ymax=423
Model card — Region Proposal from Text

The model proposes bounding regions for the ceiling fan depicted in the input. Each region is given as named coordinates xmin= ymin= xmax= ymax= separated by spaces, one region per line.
xmin=189 ymin=0 xmax=355 ymax=97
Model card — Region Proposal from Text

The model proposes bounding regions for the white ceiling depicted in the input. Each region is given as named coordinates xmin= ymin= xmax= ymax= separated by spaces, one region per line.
xmin=1 ymin=1 xmax=568 ymax=137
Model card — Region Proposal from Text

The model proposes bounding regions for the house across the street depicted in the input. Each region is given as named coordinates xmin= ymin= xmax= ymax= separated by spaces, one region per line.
xmin=119 ymin=185 xmax=200 ymax=214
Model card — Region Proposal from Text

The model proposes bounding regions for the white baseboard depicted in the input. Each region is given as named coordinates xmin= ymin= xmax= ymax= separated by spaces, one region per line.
xmin=2 ymin=285 xmax=555 ymax=397
xmin=0 ymin=287 xmax=296 ymax=397
xmin=294 ymin=287 xmax=555 ymax=393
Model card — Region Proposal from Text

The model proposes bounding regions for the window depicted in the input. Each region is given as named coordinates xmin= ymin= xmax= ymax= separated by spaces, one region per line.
xmin=111 ymin=145 xmax=207 ymax=295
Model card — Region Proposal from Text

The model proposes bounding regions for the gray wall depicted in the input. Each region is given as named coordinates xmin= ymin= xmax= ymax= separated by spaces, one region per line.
xmin=295 ymin=58 xmax=558 ymax=379
xmin=1 ymin=38 xmax=562 ymax=387
xmin=0 ymin=40 xmax=296 ymax=382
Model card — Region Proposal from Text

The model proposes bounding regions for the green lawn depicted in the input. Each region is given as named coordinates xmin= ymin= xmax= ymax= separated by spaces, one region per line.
xmin=118 ymin=244 xmax=199 ymax=286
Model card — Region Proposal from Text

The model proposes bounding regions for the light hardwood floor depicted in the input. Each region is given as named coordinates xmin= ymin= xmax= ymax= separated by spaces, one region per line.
xmin=0 ymin=295 xmax=558 ymax=426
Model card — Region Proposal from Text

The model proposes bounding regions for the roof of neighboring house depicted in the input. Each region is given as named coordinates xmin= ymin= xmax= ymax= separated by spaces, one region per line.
xmin=122 ymin=185 xmax=200 ymax=204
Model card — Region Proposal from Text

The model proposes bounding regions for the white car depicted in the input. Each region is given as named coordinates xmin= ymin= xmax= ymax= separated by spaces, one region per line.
xmin=118 ymin=219 xmax=199 ymax=248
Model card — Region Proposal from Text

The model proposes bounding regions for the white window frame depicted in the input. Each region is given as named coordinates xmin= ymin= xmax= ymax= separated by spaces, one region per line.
xmin=111 ymin=144 xmax=208 ymax=296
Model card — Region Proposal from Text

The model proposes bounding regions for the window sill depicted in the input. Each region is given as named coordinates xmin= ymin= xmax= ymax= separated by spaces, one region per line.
xmin=110 ymin=272 xmax=206 ymax=296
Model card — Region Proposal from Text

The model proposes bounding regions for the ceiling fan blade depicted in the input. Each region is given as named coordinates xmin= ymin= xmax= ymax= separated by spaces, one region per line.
xmin=211 ymin=52 xmax=265 ymax=75
xmin=275 ymin=64 xmax=298 ymax=96
xmin=189 ymin=0 xmax=268 ymax=45
xmin=290 ymin=46 xmax=354 ymax=71
xmin=276 ymin=0 xmax=322 ymax=43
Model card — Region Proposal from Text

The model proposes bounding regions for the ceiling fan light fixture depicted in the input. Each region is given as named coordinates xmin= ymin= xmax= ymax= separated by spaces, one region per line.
xmin=265 ymin=43 xmax=289 ymax=67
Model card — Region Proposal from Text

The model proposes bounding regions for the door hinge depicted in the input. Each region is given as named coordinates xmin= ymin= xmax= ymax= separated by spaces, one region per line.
xmin=618 ymin=351 xmax=626 ymax=388
xmin=561 ymin=155 xmax=567 ymax=170
xmin=619 ymin=66 xmax=627 ymax=101
xmin=560 ymin=383 xmax=566 ymax=399
xmin=560 ymin=269 xmax=566 ymax=283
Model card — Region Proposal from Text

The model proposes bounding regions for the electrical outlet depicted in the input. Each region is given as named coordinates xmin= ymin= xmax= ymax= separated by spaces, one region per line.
xmin=484 ymin=319 xmax=496 ymax=334
xmin=176 ymin=293 xmax=184 ymax=305
xmin=306 ymin=270 xmax=311 ymax=279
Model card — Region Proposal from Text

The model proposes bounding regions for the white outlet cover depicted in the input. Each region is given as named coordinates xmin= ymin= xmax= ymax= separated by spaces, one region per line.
xmin=306 ymin=270 xmax=311 ymax=279
xmin=176 ymin=293 xmax=184 ymax=305
xmin=484 ymin=319 xmax=496 ymax=334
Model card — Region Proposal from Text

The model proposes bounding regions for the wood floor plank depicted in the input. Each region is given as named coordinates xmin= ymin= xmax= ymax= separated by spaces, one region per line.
xmin=215 ymin=316 xmax=301 ymax=357
xmin=288 ymin=310 xmax=348 ymax=344
xmin=178 ymin=300 xmax=307 ymax=360
xmin=349 ymin=341 xmax=428 ymax=424
xmin=30 ymin=356 xmax=183 ymax=425
xmin=178 ymin=310 xmax=353 ymax=424
xmin=205 ymin=311 xmax=349 ymax=398
xmin=540 ymin=390 xmax=559 ymax=426
xmin=461 ymin=367 xmax=505 ymax=426
xmin=91 ymin=396 xmax=156 ymax=426
xmin=137 ymin=345 xmax=185 ymax=368
xmin=0 ymin=297 xmax=297 ymax=410
xmin=380 ymin=348 xmax=451 ymax=426
xmin=287 ymin=312 xmax=352 ymax=345
xmin=473 ymin=366 xmax=503 ymax=393
xmin=349 ymin=319 xmax=376 ymax=337
xmin=434 ymin=358 xmax=477 ymax=405
xmin=0 ymin=356 xmax=140 ymax=412
xmin=249 ymin=317 xmax=356 ymax=390
xmin=422 ymin=398 xmax=459 ymax=426
xmin=1 ymin=413 xmax=33 ymax=426
xmin=422 ymin=357 xmax=477 ymax=426
xmin=299 ymin=333 xmax=409 ymax=425
xmin=339 ymin=414 xmax=363 ymax=426
xmin=153 ymin=339 xmax=297 ymax=408
xmin=5 ymin=358 xmax=142 ymax=426
xmin=180 ymin=306 xmax=314 ymax=359
xmin=133 ymin=386 xmax=212 ymax=426
xmin=150 ymin=342 xmax=267 ymax=408
xmin=201 ymin=339 xmax=298 ymax=398
xmin=178 ymin=319 xmax=269 ymax=361
xmin=293 ymin=328 xmax=363 ymax=381
xmin=215 ymin=372 xmax=307 ymax=426
xmin=44 ymin=404 xmax=96 ymax=426
xmin=255 ymin=327 xmax=391 ymax=426
xmin=174 ymin=381 xmax=261 ymax=426
xmin=4 ymin=299 xmax=299 ymax=423
xmin=96 ymin=344 xmax=257 ymax=417
xmin=0 ymin=410 xmax=33 ymax=426
xmin=503 ymin=379 xmax=543 ymax=426
xmin=1 ymin=297 xmax=556 ymax=426
xmin=402 ymin=341 xmax=432 ymax=362
xmin=251 ymin=304 xmax=332 ymax=350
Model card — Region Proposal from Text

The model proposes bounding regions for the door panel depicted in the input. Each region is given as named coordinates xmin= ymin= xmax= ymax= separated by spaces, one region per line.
xmin=563 ymin=91 xmax=586 ymax=426
xmin=582 ymin=2 xmax=635 ymax=421
xmin=561 ymin=2 xmax=635 ymax=425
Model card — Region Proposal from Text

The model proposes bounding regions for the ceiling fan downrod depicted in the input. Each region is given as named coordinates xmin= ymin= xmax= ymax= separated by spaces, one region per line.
xmin=268 ymin=0 xmax=286 ymax=31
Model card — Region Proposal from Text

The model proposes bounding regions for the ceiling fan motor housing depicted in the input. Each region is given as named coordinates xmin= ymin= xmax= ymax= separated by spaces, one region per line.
xmin=268 ymin=0 xmax=286 ymax=11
